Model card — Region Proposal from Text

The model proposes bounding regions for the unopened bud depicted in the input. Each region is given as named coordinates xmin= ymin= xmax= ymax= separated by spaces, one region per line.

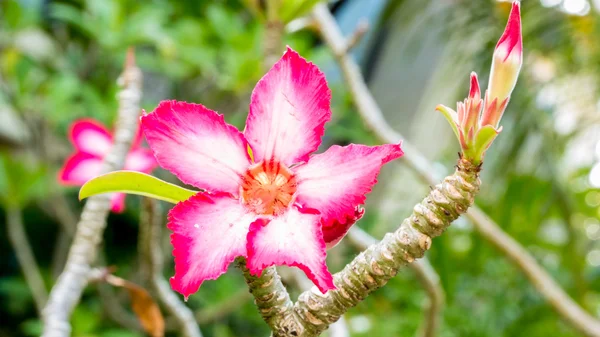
xmin=485 ymin=1 xmax=522 ymax=127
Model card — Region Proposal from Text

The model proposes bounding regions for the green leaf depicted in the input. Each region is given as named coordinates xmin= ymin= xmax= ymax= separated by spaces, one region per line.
xmin=472 ymin=125 xmax=500 ymax=164
xmin=435 ymin=104 xmax=461 ymax=144
xmin=280 ymin=0 xmax=322 ymax=23
xmin=79 ymin=171 xmax=197 ymax=204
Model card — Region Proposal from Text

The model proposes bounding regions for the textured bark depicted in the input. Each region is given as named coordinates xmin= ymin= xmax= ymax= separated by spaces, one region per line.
xmin=41 ymin=50 xmax=142 ymax=337
xmin=347 ymin=228 xmax=444 ymax=337
xmin=263 ymin=21 xmax=284 ymax=71
xmin=237 ymin=259 xmax=302 ymax=335
xmin=140 ymin=198 xmax=203 ymax=337
xmin=284 ymin=157 xmax=481 ymax=336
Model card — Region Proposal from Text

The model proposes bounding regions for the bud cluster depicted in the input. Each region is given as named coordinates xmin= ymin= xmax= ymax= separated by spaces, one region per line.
xmin=437 ymin=1 xmax=522 ymax=164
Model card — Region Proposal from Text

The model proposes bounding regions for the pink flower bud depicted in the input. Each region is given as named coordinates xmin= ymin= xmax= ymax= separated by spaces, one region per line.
xmin=485 ymin=1 xmax=522 ymax=127
xmin=469 ymin=71 xmax=481 ymax=100
xmin=464 ymin=72 xmax=482 ymax=130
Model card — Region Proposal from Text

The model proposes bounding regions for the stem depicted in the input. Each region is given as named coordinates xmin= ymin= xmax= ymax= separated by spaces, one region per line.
xmin=312 ymin=4 xmax=600 ymax=336
xmin=286 ymin=157 xmax=480 ymax=336
xmin=237 ymin=258 xmax=301 ymax=335
xmin=347 ymin=228 xmax=444 ymax=337
xmin=140 ymin=198 xmax=203 ymax=337
xmin=42 ymin=49 xmax=143 ymax=337
xmin=6 ymin=206 xmax=48 ymax=315
xmin=263 ymin=21 xmax=285 ymax=70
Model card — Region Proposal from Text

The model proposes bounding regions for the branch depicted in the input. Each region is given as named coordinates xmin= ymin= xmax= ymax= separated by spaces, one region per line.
xmin=347 ymin=228 xmax=444 ymax=337
xmin=42 ymin=48 xmax=143 ymax=337
xmin=311 ymin=4 xmax=600 ymax=337
xmin=6 ymin=206 xmax=48 ymax=315
xmin=285 ymin=155 xmax=480 ymax=336
xmin=195 ymin=288 xmax=252 ymax=325
xmin=237 ymin=258 xmax=301 ymax=334
xmin=139 ymin=198 xmax=203 ymax=337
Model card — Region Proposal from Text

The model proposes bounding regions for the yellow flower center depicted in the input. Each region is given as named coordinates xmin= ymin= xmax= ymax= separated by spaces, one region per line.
xmin=241 ymin=160 xmax=297 ymax=215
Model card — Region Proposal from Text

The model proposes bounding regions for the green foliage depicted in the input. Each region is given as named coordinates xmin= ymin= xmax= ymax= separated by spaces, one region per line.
xmin=79 ymin=171 xmax=197 ymax=204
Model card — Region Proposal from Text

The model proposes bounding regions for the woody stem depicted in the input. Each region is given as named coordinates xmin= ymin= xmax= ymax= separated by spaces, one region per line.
xmin=278 ymin=157 xmax=481 ymax=337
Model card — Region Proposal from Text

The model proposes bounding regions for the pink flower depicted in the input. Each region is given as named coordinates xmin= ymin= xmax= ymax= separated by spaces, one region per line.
xmin=141 ymin=48 xmax=403 ymax=297
xmin=59 ymin=118 xmax=157 ymax=213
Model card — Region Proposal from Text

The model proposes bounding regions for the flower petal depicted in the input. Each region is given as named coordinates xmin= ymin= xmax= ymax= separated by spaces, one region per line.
xmin=323 ymin=206 xmax=365 ymax=249
xmin=125 ymin=148 xmax=157 ymax=174
xmin=142 ymin=100 xmax=251 ymax=195
xmin=246 ymin=207 xmax=335 ymax=293
xmin=69 ymin=119 xmax=113 ymax=157
xmin=244 ymin=47 xmax=331 ymax=165
xmin=294 ymin=143 xmax=403 ymax=226
xmin=168 ymin=193 xmax=257 ymax=298
xmin=110 ymin=193 xmax=126 ymax=213
xmin=58 ymin=152 xmax=103 ymax=185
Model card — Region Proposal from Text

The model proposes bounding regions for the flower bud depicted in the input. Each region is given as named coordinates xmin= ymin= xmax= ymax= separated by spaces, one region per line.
xmin=485 ymin=1 xmax=522 ymax=127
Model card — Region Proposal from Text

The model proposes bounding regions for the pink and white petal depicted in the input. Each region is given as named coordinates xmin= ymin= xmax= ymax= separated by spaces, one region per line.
xmin=323 ymin=206 xmax=365 ymax=249
xmin=110 ymin=193 xmax=127 ymax=213
xmin=244 ymin=47 xmax=331 ymax=165
xmin=294 ymin=143 xmax=403 ymax=226
xmin=58 ymin=152 xmax=104 ymax=186
xmin=142 ymin=100 xmax=251 ymax=195
xmin=246 ymin=207 xmax=335 ymax=293
xmin=125 ymin=148 xmax=157 ymax=174
xmin=69 ymin=119 xmax=113 ymax=157
xmin=168 ymin=193 xmax=257 ymax=298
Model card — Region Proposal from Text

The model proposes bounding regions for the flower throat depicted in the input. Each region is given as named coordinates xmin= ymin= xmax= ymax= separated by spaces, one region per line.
xmin=241 ymin=160 xmax=297 ymax=215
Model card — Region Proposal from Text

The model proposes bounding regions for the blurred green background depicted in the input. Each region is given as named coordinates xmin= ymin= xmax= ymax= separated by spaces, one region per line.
xmin=1 ymin=0 xmax=600 ymax=336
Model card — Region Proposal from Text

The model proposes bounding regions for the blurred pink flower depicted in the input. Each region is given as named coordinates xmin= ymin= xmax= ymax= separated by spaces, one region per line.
xmin=141 ymin=47 xmax=403 ymax=298
xmin=59 ymin=119 xmax=157 ymax=213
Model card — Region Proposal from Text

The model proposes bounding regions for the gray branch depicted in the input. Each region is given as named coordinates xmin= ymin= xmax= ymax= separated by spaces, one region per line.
xmin=42 ymin=49 xmax=143 ymax=337
xmin=312 ymin=4 xmax=600 ymax=336
xmin=347 ymin=228 xmax=444 ymax=337
xmin=285 ymin=157 xmax=480 ymax=336
xmin=6 ymin=206 xmax=48 ymax=315
xmin=139 ymin=198 xmax=203 ymax=337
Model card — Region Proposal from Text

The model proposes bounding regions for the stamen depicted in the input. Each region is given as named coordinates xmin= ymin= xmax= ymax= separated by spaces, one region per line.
xmin=241 ymin=160 xmax=297 ymax=215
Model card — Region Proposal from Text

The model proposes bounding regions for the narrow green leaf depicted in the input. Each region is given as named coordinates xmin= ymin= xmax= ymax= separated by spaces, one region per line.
xmin=472 ymin=125 xmax=500 ymax=164
xmin=79 ymin=171 xmax=197 ymax=204
xmin=435 ymin=104 xmax=461 ymax=145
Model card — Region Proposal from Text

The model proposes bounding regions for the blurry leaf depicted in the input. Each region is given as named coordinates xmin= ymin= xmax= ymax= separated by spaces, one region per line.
xmin=72 ymin=303 xmax=102 ymax=334
xmin=279 ymin=0 xmax=322 ymax=24
xmin=50 ymin=3 xmax=97 ymax=38
xmin=0 ymin=277 xmax=35 ymax=315
xmin=206 ymin=5 xmax=243 ymax=41
xmin=240 ymin=0 xmax=265 ymax=21
xmin=105 ymin=276 xmax=164 ymax=337
xmin=20 ymin=319 xmax=42 ymax=337
xmin=0 ymin=153 xmax=48 ymax=207
xmin=100 ymin=329 xmax=144 ymax=337
xmin=79 ymin=170 xmax=197 ymax=204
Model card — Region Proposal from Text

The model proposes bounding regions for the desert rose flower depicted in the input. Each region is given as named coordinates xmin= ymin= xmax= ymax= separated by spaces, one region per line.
xmin=141 ymin=48 xmax=403 ymax=298
xmin=59 ymin=119 xmax=157 ymax=213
